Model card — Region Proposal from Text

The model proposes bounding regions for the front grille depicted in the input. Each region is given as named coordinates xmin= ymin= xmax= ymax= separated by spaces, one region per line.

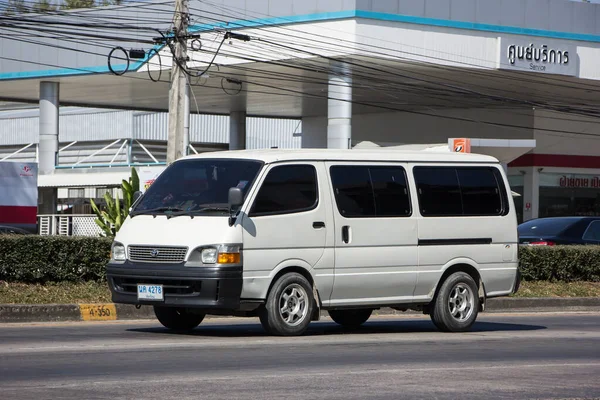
xmin=128 ymin=245 xmax=188 ymax=263
xmin=112 ymin=277 xmax=200 ymax=295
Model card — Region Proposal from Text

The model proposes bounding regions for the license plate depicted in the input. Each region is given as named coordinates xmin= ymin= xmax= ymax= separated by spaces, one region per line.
xmin=137 ymin=284 xmax=164 ymax=301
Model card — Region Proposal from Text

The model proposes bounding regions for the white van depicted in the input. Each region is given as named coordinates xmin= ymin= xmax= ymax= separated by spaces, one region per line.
xmin=107 ymin=149 xmax=521 ymax=336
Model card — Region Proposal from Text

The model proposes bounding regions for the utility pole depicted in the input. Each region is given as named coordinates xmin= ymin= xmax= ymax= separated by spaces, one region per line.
xmin=166 ymin=0 xmax=189 ymax=164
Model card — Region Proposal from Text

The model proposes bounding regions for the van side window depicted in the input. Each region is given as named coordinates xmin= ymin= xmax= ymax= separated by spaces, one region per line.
xmin=411 ymin=167 xmax=462 ymax=216
xmin=250 ymin=164 xmax=318 ymax=216
xmin=413 ymin=166 xmax=507 ymax=217
xmin=330 ymin=166 xmax=411 ymax=217
xmin=457 ymin=168 xmax=502 ymax=215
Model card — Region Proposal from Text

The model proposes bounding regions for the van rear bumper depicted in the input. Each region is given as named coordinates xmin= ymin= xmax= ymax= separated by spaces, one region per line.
xmin=106 ymin=262 xmax=243 ymax=309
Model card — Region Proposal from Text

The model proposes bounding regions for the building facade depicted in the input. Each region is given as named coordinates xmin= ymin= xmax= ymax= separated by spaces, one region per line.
xmin=2 ymin=0 xmax=600 ymax=229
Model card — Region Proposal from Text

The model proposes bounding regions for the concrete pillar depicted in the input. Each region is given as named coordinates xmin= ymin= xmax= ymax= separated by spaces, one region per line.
xmin=229 ymin=111 xmax=246 ymax=150
xmin=39 ymin=81 xmax=59 ymax=174
xmin=327 ymin=63 xmax=352 ymax=149
xmin=183 ymin=83 xmax=190 ymax=156
xmin=522 ymin=167 xmax=540 ymax=221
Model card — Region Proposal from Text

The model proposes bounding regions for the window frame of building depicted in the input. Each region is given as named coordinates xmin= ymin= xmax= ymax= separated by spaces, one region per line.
xmin=67 ymin=188 xmax=85 ymax=199
xmin=249 ymin=164 xmax=319 ymax=217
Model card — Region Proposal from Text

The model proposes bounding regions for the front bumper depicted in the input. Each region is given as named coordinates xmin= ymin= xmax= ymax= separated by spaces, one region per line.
xmin=106 ymin=261 xmax=243 ymax=309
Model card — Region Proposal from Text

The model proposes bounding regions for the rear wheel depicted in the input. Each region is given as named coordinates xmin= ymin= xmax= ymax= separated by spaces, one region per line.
xmin=154 ymin=306 xmax=205 ymax=331
xmin=259 ymin=273 xmax=314 ymax=336
xmin=328 ymin=309 xmax=372 ymax=329
xmin=430 ymin=272 xmax=479 ymax=332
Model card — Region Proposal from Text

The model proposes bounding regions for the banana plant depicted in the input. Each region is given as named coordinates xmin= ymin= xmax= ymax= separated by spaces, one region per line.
xmin=90 ymin=167 xmax=140 ymax=237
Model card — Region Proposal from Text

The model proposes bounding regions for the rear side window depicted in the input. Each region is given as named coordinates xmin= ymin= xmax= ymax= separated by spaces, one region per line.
xmin=413 ymin=166 xmax=507 ymax=217
xmin=250 ymin=164 xmax=318 ymax=216
xmin=582 ymin=221 xmax=600 ymax=241
xmin=457 ymin=169 xmax=503 ymax=215
xmin=330 ymin=166 xmax=411 ymax=217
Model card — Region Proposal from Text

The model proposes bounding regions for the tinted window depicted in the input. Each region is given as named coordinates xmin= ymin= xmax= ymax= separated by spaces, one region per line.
xmin=518 ymin=218 xmax=580 ymax=236
xmin=330 ymin=166 xmax=374 ymax=217
xmin=582 ymin=221 xmax=600 ymax=241
xmin=251 ymin=165 xmax=317 ymax=215
xmin=369 ymin=167 xmax=411 ymax=216
xmin=457 ymin=169 xmax=502 ymax=215
xmin=330 ymin=166 xmax=411 ymax=217
xmin=414 ymin=166 xmax=506 ymax=217
xmin=413 ymin=167 xmax=462 ymax=216
xmin=133 ymin=159 xmax=262 ymax=215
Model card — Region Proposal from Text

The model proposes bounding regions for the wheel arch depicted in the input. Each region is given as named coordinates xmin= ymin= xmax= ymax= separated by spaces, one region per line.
xmin=266 ymin=262 xmax=322 ymax=320
xmin=429 ymin=259 xmax=486 ymax=311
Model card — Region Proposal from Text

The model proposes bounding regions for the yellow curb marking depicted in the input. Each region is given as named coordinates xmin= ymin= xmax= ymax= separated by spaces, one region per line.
xmin=79 ymin=304 xmax=117 ymax=321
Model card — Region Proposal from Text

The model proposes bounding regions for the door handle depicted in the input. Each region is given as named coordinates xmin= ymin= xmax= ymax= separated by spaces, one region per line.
xmin=342 ymin=225 xmax=350 ymax=243
xmin=313 ymin=221 xmax=325 ymax=229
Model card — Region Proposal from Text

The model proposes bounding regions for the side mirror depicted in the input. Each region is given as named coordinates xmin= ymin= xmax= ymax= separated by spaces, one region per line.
xmin=228 ymin=187 xmax=244 ymax=226
xmin=228 ymin=187 xmax=244 ymax=208
xmin=133 ymin=190 xmax=143 ymax=203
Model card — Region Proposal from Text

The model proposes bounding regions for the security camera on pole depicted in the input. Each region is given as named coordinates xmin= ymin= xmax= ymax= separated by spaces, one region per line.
xmin=166 ymin=0 xmax=189 ymax=164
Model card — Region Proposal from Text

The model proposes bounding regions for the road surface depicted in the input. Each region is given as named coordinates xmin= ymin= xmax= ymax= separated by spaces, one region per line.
xmin=0 ymin=312 xmax=599 ymax=399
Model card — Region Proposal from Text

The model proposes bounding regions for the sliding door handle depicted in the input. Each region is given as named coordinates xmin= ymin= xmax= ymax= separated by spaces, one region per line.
xmin=342 ymin=225 xmax=350 ymax=243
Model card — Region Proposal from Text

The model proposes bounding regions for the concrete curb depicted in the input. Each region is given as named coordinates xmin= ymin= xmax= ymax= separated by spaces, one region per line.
xmin=1 ymin=297 xmax=599 ymax=323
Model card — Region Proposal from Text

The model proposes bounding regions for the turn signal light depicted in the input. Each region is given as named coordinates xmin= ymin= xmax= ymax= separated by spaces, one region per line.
xmin=217 ymin=253 xmax=240 ymax=264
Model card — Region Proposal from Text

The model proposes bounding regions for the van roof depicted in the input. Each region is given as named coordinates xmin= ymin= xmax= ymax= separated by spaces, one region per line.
xmin=179 ymin=148 xmax=499 ymax=164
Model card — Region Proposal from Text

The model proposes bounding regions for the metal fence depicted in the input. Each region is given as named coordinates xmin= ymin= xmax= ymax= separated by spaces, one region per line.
xmin=38 ymin=215 xmax=103 ymax=237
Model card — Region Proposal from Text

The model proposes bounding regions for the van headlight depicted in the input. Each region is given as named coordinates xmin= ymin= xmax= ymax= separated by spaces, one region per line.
xmin=201 ymin=248 xmax=218 ymax=264
xmin=111 ymin=243 xmax=126 ymax=261
xmin=200 ymin=245 xmax=241 ymax=264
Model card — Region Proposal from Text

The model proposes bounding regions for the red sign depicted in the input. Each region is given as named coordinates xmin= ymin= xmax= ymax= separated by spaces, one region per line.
xmin=559 ymin=175 xmax=600 ymax=188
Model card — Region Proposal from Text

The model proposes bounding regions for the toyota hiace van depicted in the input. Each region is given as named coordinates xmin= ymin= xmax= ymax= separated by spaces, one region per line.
xmin=106 ymin=149 xmax=520 ymax=336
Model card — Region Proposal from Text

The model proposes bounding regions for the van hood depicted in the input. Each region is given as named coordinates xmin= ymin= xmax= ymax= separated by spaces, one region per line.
xmin=114 ymin=215 xmax=242 ymax=250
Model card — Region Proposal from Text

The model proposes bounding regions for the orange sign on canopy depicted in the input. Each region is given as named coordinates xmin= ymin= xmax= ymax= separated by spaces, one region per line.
xmin=452 ymin=138 xmax=471 ymax=153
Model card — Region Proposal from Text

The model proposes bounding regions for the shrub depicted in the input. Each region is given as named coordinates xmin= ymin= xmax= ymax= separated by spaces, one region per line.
xmin=1 ymin=236 xmax=599 ymax=284
xmin=0 ymin=236 xmax=111 ymax=283
xmin=518 ymin=245 xmax=600 ymax=282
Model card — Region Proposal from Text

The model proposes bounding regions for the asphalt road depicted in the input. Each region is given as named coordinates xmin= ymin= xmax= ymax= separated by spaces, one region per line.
xmin=1 ymin=312 xmax=599 ymax=400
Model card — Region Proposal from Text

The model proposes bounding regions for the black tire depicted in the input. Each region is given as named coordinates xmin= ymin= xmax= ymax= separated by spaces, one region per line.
xmin=328 ymin=309 xmax=372 ymax=329
xmin=259 ymin=272 xmax=314 ymax=336
xmin=153 ymin=306 xmax=205 ymax=331
xmin=430 ymin=272 xmax=480 ymax=332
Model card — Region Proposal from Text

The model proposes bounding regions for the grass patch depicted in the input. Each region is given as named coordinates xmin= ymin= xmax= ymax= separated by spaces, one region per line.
xmin=0 ymin=281 xmax=599 ymax=304
xmin=512 ymin=281 xmax=600 ymax=298
xmin=0 ymin=281 xmax=111 ymax=304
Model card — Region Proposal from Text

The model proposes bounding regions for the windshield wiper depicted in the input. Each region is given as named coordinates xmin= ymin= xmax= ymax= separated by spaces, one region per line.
xmin=168 ymin=206 xmax=230 ymax=219
xmin=130 ymin=207 xmax=185 ymax=217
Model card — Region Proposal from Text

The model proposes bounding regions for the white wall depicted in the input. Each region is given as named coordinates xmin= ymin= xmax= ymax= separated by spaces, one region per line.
xmin=302 ymin=108 xmax=534 ymax=148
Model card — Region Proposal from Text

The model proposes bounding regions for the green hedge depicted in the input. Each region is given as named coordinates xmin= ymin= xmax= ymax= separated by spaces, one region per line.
xmin=0 ymin=236 xmax=111 ymax=283
xmin=0 ymin=236 xmax=599 ymax=284
xmin=519 ymin=245 xmax=600 ymax=282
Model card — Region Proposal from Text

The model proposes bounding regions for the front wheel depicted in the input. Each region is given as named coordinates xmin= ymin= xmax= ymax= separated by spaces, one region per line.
xmin=328 ymin=309 xmax=372 ymax=329
xmin=259 ymin=273 xmax=314 ymax=336
xmin=154 ymin=306 xmax=205 ymax=331
xmin=430 ymin=272 xmax=479 ymax=332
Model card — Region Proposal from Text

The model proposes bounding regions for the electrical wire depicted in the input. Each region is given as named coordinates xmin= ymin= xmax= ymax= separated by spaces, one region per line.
xmin=3 ymin=1 xmax=600 ymax=138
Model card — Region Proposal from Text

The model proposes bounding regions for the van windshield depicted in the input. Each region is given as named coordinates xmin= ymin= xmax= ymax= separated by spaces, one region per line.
xmin=132 ymin=159 xmax=263 ymax=216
